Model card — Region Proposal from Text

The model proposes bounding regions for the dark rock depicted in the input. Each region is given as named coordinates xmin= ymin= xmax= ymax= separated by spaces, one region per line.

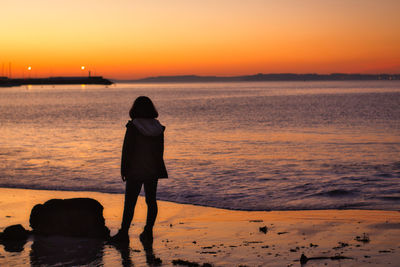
xmin=0 ymin=224 xmax=30 ymax=252
xmin=1 ymin=224 xmax=30 ymax=241
xmin=29 ymin=198 xmax=110 ymax=238
xmin=259 ymin=226 xmax=268 ymax=234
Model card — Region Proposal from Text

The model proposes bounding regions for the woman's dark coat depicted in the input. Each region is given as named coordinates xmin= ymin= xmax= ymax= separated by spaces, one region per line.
xmin=121 ymin=119 xmax=168 ymax=181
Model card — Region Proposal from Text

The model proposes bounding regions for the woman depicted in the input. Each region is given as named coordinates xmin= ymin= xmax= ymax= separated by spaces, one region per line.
xmin=111 ymin=96 xmax=168 ymax=243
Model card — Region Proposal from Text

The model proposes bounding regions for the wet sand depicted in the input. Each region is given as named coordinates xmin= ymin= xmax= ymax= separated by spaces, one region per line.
xmin=0 ymin=187 xmax=399 ymax=266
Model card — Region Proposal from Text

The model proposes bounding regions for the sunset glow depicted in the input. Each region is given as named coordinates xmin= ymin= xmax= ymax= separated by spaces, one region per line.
xmin=2 ymin=0 xmax=400 ymax=79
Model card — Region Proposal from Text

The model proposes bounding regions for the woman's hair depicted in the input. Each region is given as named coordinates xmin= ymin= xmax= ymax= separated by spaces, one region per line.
xmin=129 ymin=96 xmax=159 ymax=119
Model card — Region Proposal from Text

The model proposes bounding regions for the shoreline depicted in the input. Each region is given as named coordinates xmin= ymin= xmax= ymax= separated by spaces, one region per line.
xmin=1 ymin=187 xmax=399 ymax=266
xmin=1 ymin=186 xmax=398 ymax=213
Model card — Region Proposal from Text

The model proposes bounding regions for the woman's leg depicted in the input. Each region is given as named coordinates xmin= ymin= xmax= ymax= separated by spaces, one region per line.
xmin=143 ymin=179 xmax=158 ymax=231
xmin=120 ymin=179 xmax=143 ymax=233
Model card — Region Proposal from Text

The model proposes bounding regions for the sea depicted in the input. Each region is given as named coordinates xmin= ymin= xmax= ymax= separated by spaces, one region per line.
xmin=0 ymin=81 xmax=399 ymax=211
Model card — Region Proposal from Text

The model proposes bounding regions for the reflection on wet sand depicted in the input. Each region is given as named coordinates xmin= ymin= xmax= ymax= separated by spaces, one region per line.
xmin=140 ymin=238 xmax=162 ymax=266
xmin=1 ymin=238 xmax=26 ymax=253
xmin=111 ymin=237 xmax=162 ymax=266
xmin=29 ymin=235 xmax=104 ymax=266
xmin=0 ymin=235 xmax=162 ymax=267
xmin=111 ymin=241 xmax=133 ymax=267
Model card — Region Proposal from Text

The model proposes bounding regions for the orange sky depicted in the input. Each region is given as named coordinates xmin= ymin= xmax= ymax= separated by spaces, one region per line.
xmin=1 ymin=0 xmax=400 ymax=79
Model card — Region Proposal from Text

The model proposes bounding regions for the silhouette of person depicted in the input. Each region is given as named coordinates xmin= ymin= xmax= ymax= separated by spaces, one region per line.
xmin=111 ymin=96 xmax=168 ymax=244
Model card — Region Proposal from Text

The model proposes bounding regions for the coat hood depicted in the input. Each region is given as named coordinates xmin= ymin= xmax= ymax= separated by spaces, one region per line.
xmin=129 ymin=118 xmax=164 ymax=136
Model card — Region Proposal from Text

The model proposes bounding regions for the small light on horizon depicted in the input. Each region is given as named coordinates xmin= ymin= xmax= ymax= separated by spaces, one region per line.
xmin=27 ymin=66 xmax=32 ymax=71
xmin=81 ymin=66 xmax=85 ymax=70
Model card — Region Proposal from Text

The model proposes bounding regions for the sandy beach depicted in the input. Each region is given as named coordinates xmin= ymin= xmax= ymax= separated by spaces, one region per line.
xmin=0 ymin=188 xmax=399 ymax=266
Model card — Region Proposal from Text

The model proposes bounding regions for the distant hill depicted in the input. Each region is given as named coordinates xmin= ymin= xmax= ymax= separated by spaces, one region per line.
xmin=115 ymin=73 xmax=400 ymax=83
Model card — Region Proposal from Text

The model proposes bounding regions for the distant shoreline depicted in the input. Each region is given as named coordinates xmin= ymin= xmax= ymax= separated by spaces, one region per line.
xmin=2 ymin=74 xmax=399 ymax=86
xmin=0 ymin=76 xmax=113 ymax=87
xmin=115 ymin=73 xmax=400 ymax=83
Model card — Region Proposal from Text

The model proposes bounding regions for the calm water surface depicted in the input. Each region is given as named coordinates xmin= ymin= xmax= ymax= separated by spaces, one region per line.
xmin=1 ymin=81 xmax=399 ymax=210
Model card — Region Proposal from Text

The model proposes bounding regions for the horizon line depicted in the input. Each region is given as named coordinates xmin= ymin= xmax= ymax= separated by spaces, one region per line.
xmin=2 ymin=72 xmax=400 ymax=81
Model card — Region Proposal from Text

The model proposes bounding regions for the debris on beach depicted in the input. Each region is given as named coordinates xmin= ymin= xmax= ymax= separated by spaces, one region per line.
xmin=259 ymin=226 xmax=268 ymax=234
xmin=309 ymin=243 xmax=318 ymax=247
xmin=172 ymin=259 xmax=213 ymax=267
xmin=300 ymin=253 xmax=353 ymax=264
xmin=277 ymin=231 xmax=288 ymax=235
xmin=333 ymin=242 xmax=349 ymax=249
xmin=243 ymin=241 xmax=263 ymax=245
xmin=355 ymin=233 xmax=370 ymax=243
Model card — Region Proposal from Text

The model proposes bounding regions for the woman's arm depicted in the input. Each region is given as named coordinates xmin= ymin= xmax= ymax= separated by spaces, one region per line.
xmin=120 ymin=126 xmax=133 ymax=181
